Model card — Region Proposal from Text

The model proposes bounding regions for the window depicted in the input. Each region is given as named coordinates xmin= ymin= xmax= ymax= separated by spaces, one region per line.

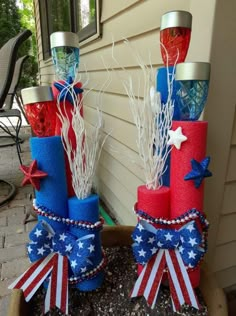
xmin=39 ymin=0 xmax=101 ymax=60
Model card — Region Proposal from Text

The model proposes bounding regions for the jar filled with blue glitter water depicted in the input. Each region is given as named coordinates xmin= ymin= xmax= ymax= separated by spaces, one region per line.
xmin=175 ymin=62 xmax=211 ymax=121
xmin=50 ymin=31 xmax=80 ymax=82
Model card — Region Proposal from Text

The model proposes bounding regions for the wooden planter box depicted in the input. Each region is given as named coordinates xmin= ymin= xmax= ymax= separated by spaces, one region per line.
xmin=8 ymin=226 xmax=228 ymax=316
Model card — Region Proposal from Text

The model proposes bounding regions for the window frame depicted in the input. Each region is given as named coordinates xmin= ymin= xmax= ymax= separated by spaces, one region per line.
xmin=39 ymin=0 xmax=101 ymax=61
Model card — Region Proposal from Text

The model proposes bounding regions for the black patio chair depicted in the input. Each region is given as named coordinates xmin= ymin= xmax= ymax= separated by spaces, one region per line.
xmin=0 ymin=55 xmax=29 ymax=164
xmin=0 ymin=30 xmax=32 ymax=108
xmin=0 ymin=30 xmax=32 ymax=207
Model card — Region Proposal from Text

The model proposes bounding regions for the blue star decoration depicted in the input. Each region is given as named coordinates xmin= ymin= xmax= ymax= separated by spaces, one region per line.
xmin=184 ymin=156 xmax=212 ymax=188
xmin=54 ymin=76 xmax=83 ymax=105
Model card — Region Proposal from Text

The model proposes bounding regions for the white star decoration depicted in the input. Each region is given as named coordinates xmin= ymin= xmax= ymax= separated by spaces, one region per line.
xmin=65 ymin=244 xmax=73 ymax=252
xmin=167 ymin=126 xmax=187 ymax=150
xmin=186 ymin=223 xmax=195 ymax=233
xmin=165 ymin=232 xmax=173 ymax=241
xmin=71 ymin=260 xmax=77 ymax=268
xmin=46 ymin=233 xmax=53 ymax=240
xmin=138 ymin=249 xmax=146 ymax=257
xmin=137 ymin=223 xmax=144 ymax=232
xmin=157 ymin=241 xmax=163 ymax=247
xmin=59 ymin=233 xmax=67 ymax=241
xmin=135 ymin=235 xmax=143 ymax=244
xmin=188 ymin=237 xmax=197 ymax=247
xmin=81 ymin=267 xmax=87 ymax=273
xmin=148 ymin=237 xmax=155 ymax=244
xmin=27 ymin=245 xmax=33 ymax=254
xmin=37 ymin=247 xmax=45 ymax=255
xmin=88 ymin=244 xmax=95 ymax=253
xmin=151 ymin=247 xmax=158 ymax=254
xmin=78 ymin=241 xmax=84 ymax=249
xmin=188 ymin=250 xmax=197 ymax=259
xmin=178 ymin=245 xmax=184 ymax=254
xmin=34 ymin=229 xmax=42 ymax=238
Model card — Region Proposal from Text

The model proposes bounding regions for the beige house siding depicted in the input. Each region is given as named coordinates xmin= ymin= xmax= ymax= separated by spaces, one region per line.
xmin=34 ymin=0 xmax=236 ymax=289
xmin=214 ymin=109 xmax=236 ymax=289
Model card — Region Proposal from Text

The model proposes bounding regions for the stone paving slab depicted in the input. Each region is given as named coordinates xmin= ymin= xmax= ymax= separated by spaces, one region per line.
xmin=5 ymin=232 xmax=29 ymax=248
xmin=0 ymin=244 xmax=26 ymax=264
xmin=0 ymin=277 xmax=18 ymax=297
xmin=0 ymin=206 xmax=25 ymax=218
xmin=0 ymin=295 xmax=10 ymax=316
xmin=0 ymin=224 xmax=25 ymax=237
xmin=7 ymin=211 xmax=26 ymax=225
xmin=0 ymin=237 xmax=3 ymax=249
xmin=1 ymin=257 xmax=30 ymax=279
xmin=0 ymin=126 xmax=33 ymax=314
xmin=0 ymin=217 xmax=7 ymax=226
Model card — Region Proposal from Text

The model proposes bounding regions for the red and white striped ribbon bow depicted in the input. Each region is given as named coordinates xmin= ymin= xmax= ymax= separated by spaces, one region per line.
xmin=9 ymin=253 xmax=68 ymax=315
xmin=130 ymin=249 xmax=200 ymax=311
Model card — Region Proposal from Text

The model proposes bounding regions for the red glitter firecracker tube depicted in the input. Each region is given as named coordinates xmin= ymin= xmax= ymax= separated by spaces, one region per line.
xmin=137 ymin=185 xmax=170 ymax=274
xmin=170 ymin=120 xmax=208 ymax=288
xmin=170 ymin=120 xmax=208 ymax=216
xmin=52 ymin=81 xmax=83 ymax=197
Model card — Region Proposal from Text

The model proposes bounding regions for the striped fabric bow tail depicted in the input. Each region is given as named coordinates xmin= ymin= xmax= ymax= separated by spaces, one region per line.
xmin=9 ymin=253 xmax=69 ymax=315
xmin=130 ymin=249 xmax=200 ymax=311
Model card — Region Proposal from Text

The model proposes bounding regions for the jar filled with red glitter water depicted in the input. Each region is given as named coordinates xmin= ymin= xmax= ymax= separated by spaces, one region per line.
xmin=21 ymin=86 xmax=57 ymax=137
xmin=160 ymin=10 xmax=192 ymax=66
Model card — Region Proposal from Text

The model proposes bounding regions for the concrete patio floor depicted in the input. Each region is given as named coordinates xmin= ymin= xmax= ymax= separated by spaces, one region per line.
xmin=0 ymin=126 xmax=36 ymax=315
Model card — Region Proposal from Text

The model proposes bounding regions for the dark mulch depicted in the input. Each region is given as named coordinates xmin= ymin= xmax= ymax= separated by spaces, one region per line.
xmin=31 ymin=246 xmax=208 ymax=316
xmin=226 ymin=290 xmax=236 ymax=316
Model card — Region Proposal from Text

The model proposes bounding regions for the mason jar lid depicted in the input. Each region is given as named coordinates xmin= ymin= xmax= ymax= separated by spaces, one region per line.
xmin=50 ymin=31 xmax=79 ymax=49
xmin=175 ymin=62 xmax=211 ymax=81
xmin=21 ymin=86 xmax=54 ymax=105
xmin=160 ymin=10 xmax=192 ymax=31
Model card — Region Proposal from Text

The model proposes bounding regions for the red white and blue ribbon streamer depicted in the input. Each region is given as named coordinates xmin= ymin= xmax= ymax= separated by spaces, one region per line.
xmin=9 ymin=220 xmax=97 ymax=315
xmin=131 ymin=220 xmax=204 ymax=310
xmin=8 ymin=253 xmax=69 ymax=313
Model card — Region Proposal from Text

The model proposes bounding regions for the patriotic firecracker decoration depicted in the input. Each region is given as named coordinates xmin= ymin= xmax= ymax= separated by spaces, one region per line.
xmin=50 ymin=31 xmax=84 ymax=197
xmin=157 ymin=10 xmax=192 ymax=185
xmin=124 ymin=11 xmax=211 ymax=312
xmin=9 ymin=32 xmax=106 ymax=315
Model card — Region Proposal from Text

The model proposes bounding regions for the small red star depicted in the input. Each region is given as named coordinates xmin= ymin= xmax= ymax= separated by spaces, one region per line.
xmin=19 ymin=160 xmax=48 ymax=191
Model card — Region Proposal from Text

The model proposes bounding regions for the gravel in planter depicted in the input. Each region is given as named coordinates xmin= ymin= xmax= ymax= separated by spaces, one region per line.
xmin=31 ymin=246 xmax=208 ymax=316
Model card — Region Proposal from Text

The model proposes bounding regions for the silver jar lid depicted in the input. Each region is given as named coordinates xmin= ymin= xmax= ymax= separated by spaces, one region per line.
xmin=50 ymin=31 xmax=79 ymax=49
xmin=21 ymin=86 xmax=54 ymax=105
xmin=160 ymin=10 xmax=192 ymax=31
xmin=175 ymin=62 xmax=211 ymax=81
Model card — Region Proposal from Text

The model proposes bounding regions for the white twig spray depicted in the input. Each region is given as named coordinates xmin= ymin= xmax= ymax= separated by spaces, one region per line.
xmin=56 ymin=74 xmax=110 ymax=199
xmin=113 ymin=40 xmax=174 ymax=190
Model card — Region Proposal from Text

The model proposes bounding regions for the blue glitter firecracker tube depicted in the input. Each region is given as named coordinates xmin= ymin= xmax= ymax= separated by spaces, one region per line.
xmin=68 ymin=194 xmax=104 ymax=291
xmin=157 ymin=66 xmax=180 ymax=186
xmin=30 ymin=136 xmax=68 ymax=231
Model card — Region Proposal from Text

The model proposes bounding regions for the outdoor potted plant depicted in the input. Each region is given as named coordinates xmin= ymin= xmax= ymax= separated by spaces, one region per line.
xmin=7 ymin=226 xmax=228 ymax=316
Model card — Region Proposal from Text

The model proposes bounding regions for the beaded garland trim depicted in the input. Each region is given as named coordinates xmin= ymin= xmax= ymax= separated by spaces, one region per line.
xmin=133 ymin=204 xmax=209 ymax=229
xmin=33 ymin=199 xmax=104 ymax=230
xmin=32 ymin=199 xmax=106 ymax=283
xmin=69 ymin=253 xmax=106 ymax=284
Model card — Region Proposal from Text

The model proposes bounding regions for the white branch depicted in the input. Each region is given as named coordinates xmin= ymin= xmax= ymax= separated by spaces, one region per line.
xmin=56 ymin=75 xmax=110 ymax=199
xmin=113 ymin=40 xmax=174 ymax=190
